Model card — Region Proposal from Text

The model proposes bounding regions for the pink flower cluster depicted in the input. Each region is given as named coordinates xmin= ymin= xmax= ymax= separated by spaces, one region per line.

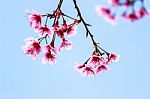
xmin=23 ymin=9 xmax=78 ymax=65
xmin=23 ymin=0 xmax=120 ymax=77
xmin=74 ymin=51 xmax=119 ymax=77
xmin=96 ymin=0 xmax=150 ymax=24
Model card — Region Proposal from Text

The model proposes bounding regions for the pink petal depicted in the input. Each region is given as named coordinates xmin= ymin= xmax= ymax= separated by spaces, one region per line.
xmin=42 ymin=57 xmax=47 ymax=65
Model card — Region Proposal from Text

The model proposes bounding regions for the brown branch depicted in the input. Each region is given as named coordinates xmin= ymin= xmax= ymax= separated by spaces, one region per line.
xmin=62 ymin=13 xmax=77 ymax=20
xmin=57 ymin=0 xmax=64 ymax=10
xmin=72 ymin=0 xmax=91 ymax=37
xmin=72 ymin=1 xmax=99 ymax=49
xmin=72 ymin=0 xmax=108 ymax=55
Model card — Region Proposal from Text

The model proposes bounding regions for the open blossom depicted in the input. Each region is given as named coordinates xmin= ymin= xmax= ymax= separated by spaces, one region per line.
xmin=138 ymin=7 xmax=150 ymax=18
xmin=55 ymin=24 xmax=67 ymax=38
xmin=122 ymin=12 xmax=139 ymax=21
xmin=56 ymin=29 xmax=65 ymax=38
xmin=74 ymin=62 xmax=109 ymax=77
xmin=96 ymin=65 xmax=108 ymax=75
xmin=59 ymin=38 xmax=72 ymax=51
xmin=37 ymin=25 xmax=54 ymax=37
xmin=22 ymin=37 xmax=41 ymax=60
xmin=42 ymin=41 xmax=58 ymax=65
xmin=74 ymin=64 xmax=86 ymax=72
xmin=27 ymin=10 xmax=42 ymax=29
xmin=43 ymin=44 xmax=57 ymax=55
xmin=66 ymin=24 xmax=78 ymax=37
xmin=106 ymin=15 xmax=116 ymax=25
xmin=75 ymin=64 xmax=95 ymax=77
xmin=55 ymin=21 xmax=78 ymax=38
xmin=89 ymin=55 xmax=105 ymax=67
xmin=96 ymin=5 xmax=116 ymax=24
xmin=42 ymin=51 xmax=57 ymax=65
xmin=106 ymin=52 xmax=120 ymax=64
xmin=96 ymin=6 xmax=111 ymax=16
xmin=82 ymin=66 xmax=95 ymax=77
xmin=108 ymin=0 xmax=120 ymax=6
xmin=54 ymin=20 xmax=68 ymax=38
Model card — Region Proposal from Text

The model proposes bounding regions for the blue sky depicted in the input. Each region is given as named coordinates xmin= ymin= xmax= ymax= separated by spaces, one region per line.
xmin=1 ymin=0 xmax=150 ymax=99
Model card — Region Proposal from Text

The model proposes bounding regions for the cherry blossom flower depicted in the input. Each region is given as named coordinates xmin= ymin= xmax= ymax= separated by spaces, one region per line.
xmin=122 ymin=12 xmax=139 ymax=21
xmin=97 ymin=6 xmax=111 ymax=16
xmin=106 ymin=15 xmax=116 ymax=25
xmin=37 ymin=25 xmax=54 ymax=37
xmin=108 ymin=0 xmax=120 ymax=6
xmin=96 ymin=5 xmax=116 ymax=24
xmin=53 ymin=21 xmax=65 ymax=38
xmin=124 ymin=0 xmax=133 ymax=7
xmin=42 ymin=51 xmax=57 ymax=65
xmin=138 ymin=7 xmax=150 ymax=18
xmin=27 ymin=10 xmax=42 ymax=29
xmin=66 ymin=24 xmax=78 ymax=37
xmin=106 ymin=52 xmax=120 ymax=64
xmin=22 ymin=37 xmax=41 ymax=60
xmin=56 ymin=30 xmax=65 ymax=38
xmin=42 ymin=41 xmax=58 ymax=65
xmin=96 ymin=65 xmax=108 ymax=75
xmin=55 ymin=22 xmax=67 ymax=38
xmin=89 ymin=55 xmax=105 ymax=67
xmin=58 ymin=39 xmax=72 ymax=51
xmin=43 ymin=44 xmax=58 ymax=55
xmin=82 ymin=66 xmax=95 ymax=77
xmin=74 ymin=63 xmax=95 ymax=77
xmin=74 ymin=64 xmax=86 ymax=72
xmin=55 ymin=21 xmax=78 ymax=38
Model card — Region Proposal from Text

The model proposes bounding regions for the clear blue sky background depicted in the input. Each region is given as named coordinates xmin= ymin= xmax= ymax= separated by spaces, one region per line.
xmin=1 ymin=0 xmax=150 ymax=99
